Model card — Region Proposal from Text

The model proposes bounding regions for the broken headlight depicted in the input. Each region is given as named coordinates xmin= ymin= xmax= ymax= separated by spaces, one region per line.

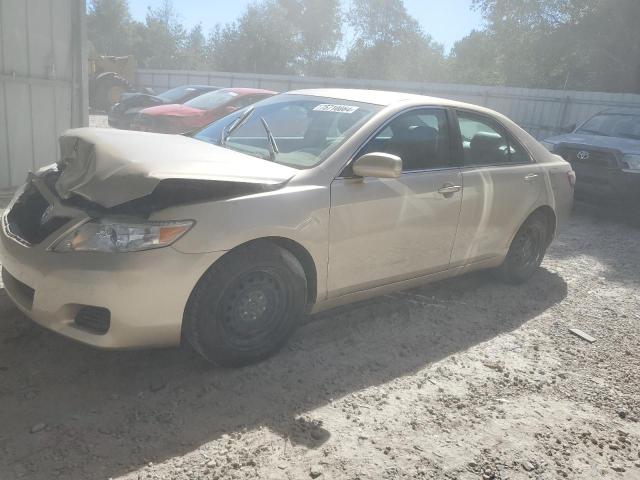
xmin=52 ymin=218 xmax=194 ymax=252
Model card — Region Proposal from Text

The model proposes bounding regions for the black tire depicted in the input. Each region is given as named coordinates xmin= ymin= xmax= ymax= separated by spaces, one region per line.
xmin=92 ymin=75 xmax=132 ymax=112
xmin=497 ymin=212 xmax=549 ymax=284
xmin=183 ymin=242 xmax=307 ymax=367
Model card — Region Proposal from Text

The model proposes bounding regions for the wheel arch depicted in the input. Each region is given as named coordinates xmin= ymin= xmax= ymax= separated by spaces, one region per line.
xmin=531 ymin=205 xmax=557 ymax=246
xmin=508 ymin=205 xmax=557 ymax=251
xmin=263 ymin=237 xmax=318 ymax=306
xmin=199 ymin=236 xmax=319 ymax=307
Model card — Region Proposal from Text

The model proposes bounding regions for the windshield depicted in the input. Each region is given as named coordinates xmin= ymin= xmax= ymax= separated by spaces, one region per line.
xmin=184 ymin=90 xmax=238 ymax=110
xmin=576 ymin=113 xmax=640 ymax=140
xmin=157 ymin=85 xmax=201 ymax=103
xmin=194 ymin=94 xmax=382 ymax=169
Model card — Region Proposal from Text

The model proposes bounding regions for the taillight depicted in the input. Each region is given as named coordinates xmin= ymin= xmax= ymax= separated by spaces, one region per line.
xmin=567 ymin=170 xmax=576 ymax=188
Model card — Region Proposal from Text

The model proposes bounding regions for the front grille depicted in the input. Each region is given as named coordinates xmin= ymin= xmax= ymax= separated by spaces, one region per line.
xmin=74 ymin=306 xmax=111 ymax=335
xmin=5 ymin=183 xmax=70 ymax=245
xmin=1 ymin=268 xmax=35 ymax=310
xmin=557 ymin=148 xmax=618 ymax=169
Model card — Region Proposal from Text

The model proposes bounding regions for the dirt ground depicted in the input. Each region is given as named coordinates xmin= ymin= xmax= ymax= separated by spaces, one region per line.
xmin=0 ymin=202 xmax=639 ymax=480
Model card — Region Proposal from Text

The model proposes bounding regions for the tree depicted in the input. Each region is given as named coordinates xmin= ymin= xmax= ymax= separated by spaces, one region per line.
xmin=131 ymin=0 xmax=187 ymax=69
xmin=571 ymin=0 xmax=640 ymax=93
xmin=208 ymin=1 xmax=297 ymax=74
xmin=449 ymin=31 xmax=503 ymax=86
xmin=183 ymin=24 xmax=210 ymax=70
xmin=86 ymin=0 xmax=138 ymax=56
xmin=279 ymin=0 xmax=343 ymax=73
xmin=469 ymin=0 xmax=640 ymax=93
xmin=344 ymin=0 xmax=447 ymax=82
xmin=208 ymin=0 xmax=343 ymax=75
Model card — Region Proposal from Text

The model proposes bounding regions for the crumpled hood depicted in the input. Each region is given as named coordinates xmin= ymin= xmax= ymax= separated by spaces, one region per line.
xmin=55 ymin=128 xmax=297 ymax=208
xmin=545 ymin=133 xmax=640 ymax=155
xmin=140 ymin=104 xmax=205 ymax=118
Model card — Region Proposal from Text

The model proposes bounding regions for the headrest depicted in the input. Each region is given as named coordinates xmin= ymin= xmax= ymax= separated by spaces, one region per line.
xmin=395 ymin=124 xmax=438 ymax=140
xmin=470 ymin=131 xmax=503 ymax=153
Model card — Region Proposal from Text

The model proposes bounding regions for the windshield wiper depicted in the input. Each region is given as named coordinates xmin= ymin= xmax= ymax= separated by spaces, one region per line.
xmin=260 ymin=116 xmax=279 ymax=162
xmin=219 ymin=106 xmax=255 ymax=146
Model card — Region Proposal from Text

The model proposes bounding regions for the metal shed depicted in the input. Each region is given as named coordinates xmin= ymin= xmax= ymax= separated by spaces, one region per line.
xmin=0 ymin=0 xmax=87 ymax=190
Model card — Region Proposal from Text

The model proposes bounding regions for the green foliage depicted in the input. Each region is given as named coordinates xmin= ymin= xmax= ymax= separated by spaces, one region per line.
xmin=131 ymin=0 xmax=187 ymax=68
xmin=207 ymin=1 xmax=296 ymax=74
xmin=449 ymin=31 xmax=503 ymax=86
xmin=86 ymin=0 xmax=640 ymax=93
xmin=470 ymin=0 xmax=640 ymax=92
xmin=208 ymin=0 xmax=343 ymax=75
xmin=344 ymin=0 xmax=447 ymax=82
xmin=87 ymin=0 xmax=138 ymax=56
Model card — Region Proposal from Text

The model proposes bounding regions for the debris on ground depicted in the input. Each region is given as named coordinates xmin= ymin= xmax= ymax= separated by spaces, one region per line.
xmin=569 ymin=328 xmax=597 ymax=343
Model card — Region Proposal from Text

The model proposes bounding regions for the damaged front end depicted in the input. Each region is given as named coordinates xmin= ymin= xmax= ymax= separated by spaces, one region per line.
xmin=3 ymin=128 xmax=295 ymax=249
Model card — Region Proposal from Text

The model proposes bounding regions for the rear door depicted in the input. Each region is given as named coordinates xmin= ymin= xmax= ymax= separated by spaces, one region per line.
xmin=327 ymin=108 xmax=463 ymax=297
xmin=450 ymin=110 xmax=543 ymax=267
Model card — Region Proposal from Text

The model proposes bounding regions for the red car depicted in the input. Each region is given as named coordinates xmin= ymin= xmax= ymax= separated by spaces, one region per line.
xmin=132 ymin=87 xmax=277 ymax=134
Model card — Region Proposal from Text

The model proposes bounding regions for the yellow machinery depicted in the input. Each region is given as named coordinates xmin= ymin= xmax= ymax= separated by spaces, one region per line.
xmin=88 ymin=43 xmax=138 ymax=112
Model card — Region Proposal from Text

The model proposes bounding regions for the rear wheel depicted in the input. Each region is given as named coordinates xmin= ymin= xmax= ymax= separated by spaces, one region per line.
xmin=183 ymin=242 xmax=306 ymax=367
xmin=498 ymin=212 xmax=549 ymax=284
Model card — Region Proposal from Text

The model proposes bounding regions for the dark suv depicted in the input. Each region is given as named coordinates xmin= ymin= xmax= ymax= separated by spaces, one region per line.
xmin=542 ymin=109 xmax=640 ymax=203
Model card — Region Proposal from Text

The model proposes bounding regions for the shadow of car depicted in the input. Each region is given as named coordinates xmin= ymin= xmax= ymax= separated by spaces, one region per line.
xmin=0 ymin=268 xmax=567 ymax=479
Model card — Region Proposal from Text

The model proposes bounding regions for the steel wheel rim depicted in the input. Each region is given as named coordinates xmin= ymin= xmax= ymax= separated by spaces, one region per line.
xmin=513 ymin=224 xmax=544 ymax=273
xmin=217 ymin=270 xmax=288 ymax=350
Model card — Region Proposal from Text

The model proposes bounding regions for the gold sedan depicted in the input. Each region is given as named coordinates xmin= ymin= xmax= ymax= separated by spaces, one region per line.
xmin=0 ymin=89 xmax=575 ymax=366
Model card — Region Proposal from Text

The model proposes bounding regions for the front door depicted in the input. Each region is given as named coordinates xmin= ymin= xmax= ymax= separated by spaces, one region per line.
xmin=328 ymin=108 xmax=462 ymax=297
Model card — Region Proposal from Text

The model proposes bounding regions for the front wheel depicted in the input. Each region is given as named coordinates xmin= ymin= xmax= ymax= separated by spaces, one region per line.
xmin=497 ymin=212 xmax=550 ymax=284
xmin=183 ymin=243 xmax=307 ymax=367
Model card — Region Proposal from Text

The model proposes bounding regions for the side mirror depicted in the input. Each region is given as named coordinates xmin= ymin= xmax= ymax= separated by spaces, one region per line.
xmin=562 ymin=123 xmax=576 ymax=133
xmin=352 ymin=152 xmax=402 ymax=178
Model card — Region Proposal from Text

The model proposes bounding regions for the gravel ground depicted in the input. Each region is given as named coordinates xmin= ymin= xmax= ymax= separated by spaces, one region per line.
xmin=0 ymin=204 xmax=638 ymax=480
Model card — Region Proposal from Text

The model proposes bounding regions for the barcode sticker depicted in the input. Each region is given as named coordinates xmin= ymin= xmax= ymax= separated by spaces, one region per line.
xmin=313 ymin=104 xmax=359 ymax=114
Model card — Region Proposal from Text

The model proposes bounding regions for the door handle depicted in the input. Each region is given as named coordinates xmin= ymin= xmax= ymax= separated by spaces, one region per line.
xmin=524 ymin=173 xmax=539 ymax=182
xmin=438 ymin=183 xmax=462 ymax=196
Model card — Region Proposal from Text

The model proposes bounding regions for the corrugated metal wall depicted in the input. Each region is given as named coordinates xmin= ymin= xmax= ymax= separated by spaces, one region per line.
xmin=0 ymin=0 xmax=87 ymax=190
xmin=138 ymin=69 xmax=640 ymax=140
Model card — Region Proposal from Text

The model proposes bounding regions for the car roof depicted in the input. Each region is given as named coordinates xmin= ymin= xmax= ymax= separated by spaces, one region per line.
xmin=287 ymin=88 xmax=482 ymax=110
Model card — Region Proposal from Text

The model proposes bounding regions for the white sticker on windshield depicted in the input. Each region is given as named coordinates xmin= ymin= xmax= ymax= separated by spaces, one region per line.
xmin=313 ymin=104 xmax=359 ymax=114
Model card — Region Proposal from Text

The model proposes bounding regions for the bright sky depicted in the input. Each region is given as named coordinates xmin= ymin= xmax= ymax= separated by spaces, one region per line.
xmin=128 ymin=0 xmax=484 ymax=53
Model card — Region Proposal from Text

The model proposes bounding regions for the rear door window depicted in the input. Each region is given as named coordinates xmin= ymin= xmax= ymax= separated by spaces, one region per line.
xmin=456 ymin=112 xmax=530 ymax=166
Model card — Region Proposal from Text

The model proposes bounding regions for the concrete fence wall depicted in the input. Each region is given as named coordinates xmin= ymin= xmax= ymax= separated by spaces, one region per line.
xmin=137 ymin=68 xmax=640 ymax=141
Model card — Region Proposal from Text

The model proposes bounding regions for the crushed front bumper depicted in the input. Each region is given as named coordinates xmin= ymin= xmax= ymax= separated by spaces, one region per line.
xmin=0 ymin=212 xmax=224 ymax=349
